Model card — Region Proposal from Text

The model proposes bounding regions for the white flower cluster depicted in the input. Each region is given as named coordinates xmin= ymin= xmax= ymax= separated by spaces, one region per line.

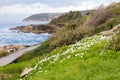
xmin=20 ymin=35 xmax=111 ymax=80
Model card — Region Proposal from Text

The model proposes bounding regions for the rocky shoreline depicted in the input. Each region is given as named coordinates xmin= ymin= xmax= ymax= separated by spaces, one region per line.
xmin=0 ymin=44 xmax=31 ymax=53
xmin=0 ymin=24 xmax=58 ymax=56
xmin=10 ymin=24 xmax=61 ymax=34
xmin=0 ymin=24 xmax=61 ymax=55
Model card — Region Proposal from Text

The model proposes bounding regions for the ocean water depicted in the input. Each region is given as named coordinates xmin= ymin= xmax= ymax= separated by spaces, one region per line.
xmin=0 ymin=21 xmax=50 ymax=46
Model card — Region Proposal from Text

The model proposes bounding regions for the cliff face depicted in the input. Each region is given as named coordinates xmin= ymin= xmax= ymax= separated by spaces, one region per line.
xmin=23 ymin=11 xmax=91 ymax=22
xmin=10 ymin=24 xmax=60 ymax=34
xmin=11 ymin=11 xmax=92 ymax=34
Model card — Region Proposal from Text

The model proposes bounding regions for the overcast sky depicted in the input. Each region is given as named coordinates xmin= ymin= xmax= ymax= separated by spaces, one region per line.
xmin=0 ymin=0 xmax=120 ymax=14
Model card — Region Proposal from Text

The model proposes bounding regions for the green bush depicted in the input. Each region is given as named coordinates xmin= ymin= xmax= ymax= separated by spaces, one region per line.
xmin=48 ymin=24 xmax=93 ymax=51
xmin=46 ymin=11 xmax=90 ymax=51
xmin=50 ymin=11 xmax=82 ymax=25
xmin=106 ymin=32 xmax=120 ymax=51
xmin=107 ymin=2 xmax=120 ymax=15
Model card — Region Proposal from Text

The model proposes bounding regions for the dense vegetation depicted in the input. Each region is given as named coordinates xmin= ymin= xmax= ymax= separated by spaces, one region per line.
xmin=47 ymin=3 xmax=120 ymax=51
xmin=0 ymin=2 xmax=120 ymax=80
xmin=87 ymin=3 xmax=120 ymax=33
xmin=50 ymin=11 xmax=83 ymax=25
xmin=21 ymin=35 xmax=120 ymax=80
xmin=107 ymin=32 xmax=120 ymax=51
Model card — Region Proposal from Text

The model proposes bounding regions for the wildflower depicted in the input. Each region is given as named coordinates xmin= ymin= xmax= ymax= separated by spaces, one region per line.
xmin=67 ymin=55 xmax=71 ymax=58
xmin=36 ymin=72 xmax=39 ymax=75
xmin=50 ymin=61 xmax=53 ymax=64
xmin=62 ymin=59 xmax=66 ymax=61
xmin=81 ymin=55 xmax=83 ymax=58
xmin=60 ymin=60 xmax=63 ymax=63
xmin=39 ymin=67 xmax=42 ymax=70
xmin=81 ymin=53 xmax=84 ymax=55
xmin=45 ymin=70 xmax=47 ymax=72
xmin=39 ymin=70 xmax=43 ymax=73
xmin=54 ymin=57 xmax=59 ymax=61
xmin=75 ymin=54 xmax=80 ymax=57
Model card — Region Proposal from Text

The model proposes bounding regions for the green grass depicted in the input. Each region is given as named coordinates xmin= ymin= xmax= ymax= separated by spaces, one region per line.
xmin=0 ymin=35 xmax=120 ymax=80
xmin=0 ymin=57 xmax=40 ymax=80
xmin=0 ymin=41 xmax=50 ymax=80
xmin=18 ymin=35 xmax=120 ymax=80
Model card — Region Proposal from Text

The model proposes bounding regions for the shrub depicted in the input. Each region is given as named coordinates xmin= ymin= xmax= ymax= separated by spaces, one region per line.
xmin=50 ymin=11 xmax=82 ymax=25
xmin=0 ymin=50 xmax=9 ymax=57
xmin=48 ymin=24 xmax=93 ymax=51
xmin=106 ymin=32 xmax=120 ymax=51
xmin=107 ymin=2 xmax=120 ymax=16
xmin=86 ymin=6 xmax=113 ymax=27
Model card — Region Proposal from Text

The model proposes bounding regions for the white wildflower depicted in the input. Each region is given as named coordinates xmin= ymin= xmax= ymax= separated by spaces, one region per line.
xmin=50 ymin=61 xmax=53 ymax=64
xmin=45 ymin=70 xmax=47 ymax=72
xmin=39 ymin=67 xmax=42 ymax=70
xmin=39 ymin=70 xmax=43 ymax=73
xmin=54 ymin=57 xmax=59 ymax=61
xmin=81 ymin=53 xmax=84 ymax=55
xmin=62 ymin=59 xmax=66 ymax=61
xmin=60 ymin=60 xmax=63 ymax=63
xmin=67 ymin=55 xmax=71 ymax=59
xmin=36 ymin=72 xmax=39 ymax=75
xmin=75 ymin=54 xmax=80 ymax=57
xmin=81 ymin=55 xmax=83 ymax=58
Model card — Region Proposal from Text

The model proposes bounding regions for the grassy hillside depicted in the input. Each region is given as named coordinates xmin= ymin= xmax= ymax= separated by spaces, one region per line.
xmin=20 ymin=35 xmax=120 ymax=80
xmin=1 ymin=2 xmax=120 ymax=80
xmin=47 ymin=2 xmax=120 ymax=51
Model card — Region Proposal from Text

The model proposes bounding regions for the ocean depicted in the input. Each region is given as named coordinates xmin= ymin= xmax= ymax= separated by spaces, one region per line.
xmin=0 ymin=21 xmax=50 ymax=46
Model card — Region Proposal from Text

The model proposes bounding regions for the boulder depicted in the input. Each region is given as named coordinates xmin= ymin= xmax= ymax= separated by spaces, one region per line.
xmin=20 ymin=67 xmax=33 ymax=77
xmin=101 ymin=24 xmax=120 ymax=36
xmin=10 ymin=24 xmax=60 ymax=34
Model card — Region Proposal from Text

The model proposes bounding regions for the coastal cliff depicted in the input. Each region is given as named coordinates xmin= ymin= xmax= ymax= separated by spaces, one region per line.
xmin=23 ymin=13 xmax=62 ymax=22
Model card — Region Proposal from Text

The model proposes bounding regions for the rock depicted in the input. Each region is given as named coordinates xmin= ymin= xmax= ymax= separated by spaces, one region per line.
xmin=7 ymin=49 xmax=16 ymax=53
xmin=101 ymin=24 xmax=120 ymax=36
xmin=111 ymin=24 xmax=120 ymax=32
xmin=20 ymin=67 xmax=33 ymax=77
xmin=101 ymin=30 xmax=115 ymax=36
xmin=0 ymin=45 xmax=29 ymax=53
xmin=10 ymin=24 xmax=60 ymax=34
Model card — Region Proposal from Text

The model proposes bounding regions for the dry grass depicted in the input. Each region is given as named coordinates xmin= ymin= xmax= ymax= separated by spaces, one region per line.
xmin=0 ymin=50 xmax=9 ymax=57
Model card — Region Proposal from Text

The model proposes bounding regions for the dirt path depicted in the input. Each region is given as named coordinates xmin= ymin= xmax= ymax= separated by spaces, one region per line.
xmin=0 ymin=45 xmax=40 ymax=66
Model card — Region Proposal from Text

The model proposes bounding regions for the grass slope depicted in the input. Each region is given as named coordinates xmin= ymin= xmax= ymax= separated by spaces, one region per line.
xmin=19 ymin=35 xmax=120 ymax=80
xmin=1 ymin=3 xmax=120 ymax=80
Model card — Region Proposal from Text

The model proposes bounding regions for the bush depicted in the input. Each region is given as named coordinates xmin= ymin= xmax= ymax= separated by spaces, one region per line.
xmin=50 ymin=11 xmax=82 ymax=25
xmin=48 ymin=24 xmax=93 ymax=51
xmin=86 ymin=6 xmax=113 ymax=27
xmin=0 ymin=50 xmax=9 ymax=57
xmin=107 ymin=2 xmax=120 ymax=16
xmin=106 ymin=32 xmax=120 ymax=51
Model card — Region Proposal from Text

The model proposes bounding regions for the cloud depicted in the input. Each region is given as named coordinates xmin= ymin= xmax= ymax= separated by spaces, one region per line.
xmin=0 ymin=1 xmax=115 ymax=14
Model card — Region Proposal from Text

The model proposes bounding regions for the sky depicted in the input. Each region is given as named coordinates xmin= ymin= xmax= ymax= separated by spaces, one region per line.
xmin=0 ymin=0 xmax=120 ymax=14
xmin=0 ymin=0 xmax=120 ymax=22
